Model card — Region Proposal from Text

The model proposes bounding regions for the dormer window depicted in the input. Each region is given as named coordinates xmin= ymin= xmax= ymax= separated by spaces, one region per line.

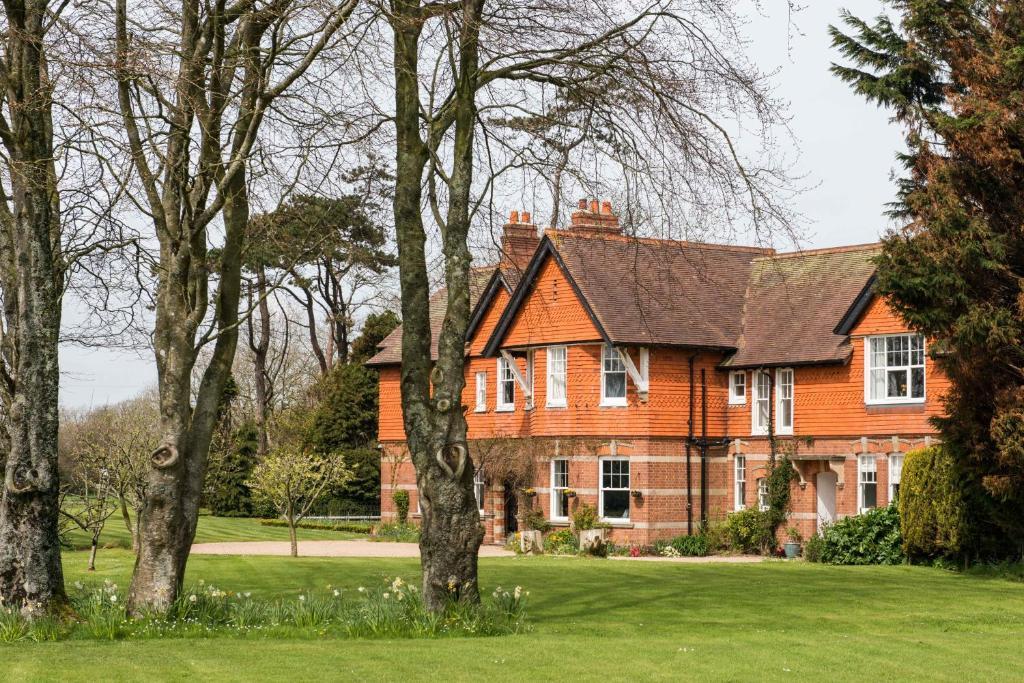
xmin=865 ymin=334 xmax=925 ymax=404
xmin=600 ymin=345 xmax=627 ymax=406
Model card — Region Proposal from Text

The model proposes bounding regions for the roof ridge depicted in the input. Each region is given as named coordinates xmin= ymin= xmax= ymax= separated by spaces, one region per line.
xmin=544 ymin=228 xmax=775 ymax=255
xmin=757 ymin=242 xmax=881 ymax=261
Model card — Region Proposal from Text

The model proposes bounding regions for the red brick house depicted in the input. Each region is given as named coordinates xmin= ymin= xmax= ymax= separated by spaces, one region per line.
xmin=368 ymin=200 xmax=947 ymax=545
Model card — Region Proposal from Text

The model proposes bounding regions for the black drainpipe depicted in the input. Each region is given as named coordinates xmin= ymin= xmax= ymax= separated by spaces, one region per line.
xmin=701 ymin=368 xmax=709 ymax=527
xmin=686 ymin=353 xmax=697 ymax=535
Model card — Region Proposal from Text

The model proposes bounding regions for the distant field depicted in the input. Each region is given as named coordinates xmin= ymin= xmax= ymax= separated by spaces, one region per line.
xmin=64 ymin=514 xmax=363 ymax=551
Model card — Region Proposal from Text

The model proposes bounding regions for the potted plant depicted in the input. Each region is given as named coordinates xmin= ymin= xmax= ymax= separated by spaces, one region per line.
xmin=521 ymin=487 xmax=537 ymax=498
xmin=520 ymin=510 xmax=550 ymax=554
xmin=571 ymin=503 xmax=605 ymax=552
xmin=784 ymin=527 xmax=803 ymax=559
xmin=563 ymin=488 xmax=577 ymax=498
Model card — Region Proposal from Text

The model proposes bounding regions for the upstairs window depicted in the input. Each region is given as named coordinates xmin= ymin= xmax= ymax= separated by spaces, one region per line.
xmin=729 ymin=371 xmax=746 ymax=405
xmin=775 ymin=368 xmax=794 ymax=435
xmin=474 ymin=371 xmax=487 ymax=412
xmin=889 ymin=454 xmax=904 ymax=502
xmin=497 ymin=357 xmax=515 ymax=411
xmin=546 ymin=346 xmax=567 ymax=408
xmin=599 ymin=458 xmax=630 ymax=520
xmin=752 ymin=370 xmax=771 ymax=434
xmin=601 ymin=345 xmax=627 ymax=406
xmin=550 ymin=458 xmax=569 ymax=520
xmin=866 ymin=334 xmax=925 ymax=404
xmin=734 ymin=456 xmax=746 ymax=511
xmin=858 ymin=455 xmax=877 ymax=513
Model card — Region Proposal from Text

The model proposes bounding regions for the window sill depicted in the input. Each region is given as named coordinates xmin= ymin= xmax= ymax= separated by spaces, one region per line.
xmin=599 ymin=401 xmax=627 ymax=408
xmin=599 ymin=520 xmax=633 ymax=528
xmin=545 ymin=403 xmax=567 ymax=409
xmin=474 ymin=408 xmax=487 ymax=413
xmin=495 ymin=406 xmax=514 ymax=413
xmin=864 ymin=398 xmax=925 ymax=407
xmin=548 ymin=518 xmax=569 ymax=526
xmin=728 ymin=400 xmax=746 ymax=406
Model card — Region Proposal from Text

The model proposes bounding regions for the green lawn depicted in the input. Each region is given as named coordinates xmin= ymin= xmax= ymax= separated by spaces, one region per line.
xmin=65 ymin=514 xmax=363 ymax=550
xmin=1 ymin=550 xmax=1022 ymax=681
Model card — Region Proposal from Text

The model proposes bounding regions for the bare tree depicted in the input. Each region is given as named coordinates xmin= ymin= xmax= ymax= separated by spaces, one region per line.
xmin=108 ymin=0 xmax=359 ymax=614
xmin=382 ymin=0 xmax=797 ymax=610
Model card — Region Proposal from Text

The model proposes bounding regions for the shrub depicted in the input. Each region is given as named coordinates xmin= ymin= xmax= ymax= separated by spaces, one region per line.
xmin=372 ymin=522 xmax=420 ymax=543
xmin=764 ymin=456 xmax=797 ymax=539
xmin=543 ymin=529 xmax=578 ymax=555
xmin=393 ymin=490 xmax=410 ymax=525
xmin=571 ymin=503 xmax=598 ymax=531
xmin=802 ymin=532 xmax=825 ymax=563
xmin=656 ymin=534 xmax=710 ymax=557
xmin=524 ymin=509 xmax=551 ymax=532
xmin=259 ymin=519 xmax=373 ymax=534
xmin=899 ymin=446 xmax=967 ymax=560
xmin=818 ymin=505 xmax=903 ymax=565
xmin=724 ymin=508 xmax=773 ymax=554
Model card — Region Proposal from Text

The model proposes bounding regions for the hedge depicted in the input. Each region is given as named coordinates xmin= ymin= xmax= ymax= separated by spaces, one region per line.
xmin=899 ymin=445 xmax=967 ymax=559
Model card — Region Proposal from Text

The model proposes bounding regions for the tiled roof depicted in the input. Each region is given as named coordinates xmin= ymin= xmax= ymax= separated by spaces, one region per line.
xmin=548 ymin=232 xmax=769 ymax=349
xmin=722 ymin=244 xmax=880 ymax=368
xmin=366 ymin=266 xmax=496 ymax=366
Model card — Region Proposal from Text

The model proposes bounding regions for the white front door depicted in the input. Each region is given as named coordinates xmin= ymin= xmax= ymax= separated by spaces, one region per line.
xmin=816 ymin=470 xmax=837 ymax=531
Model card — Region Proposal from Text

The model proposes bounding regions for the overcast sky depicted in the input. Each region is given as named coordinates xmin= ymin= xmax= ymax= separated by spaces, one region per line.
xmin=59 ymin=0 xmax=900 ymax=410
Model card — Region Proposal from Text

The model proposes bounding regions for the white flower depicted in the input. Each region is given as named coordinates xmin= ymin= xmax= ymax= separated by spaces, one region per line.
xmin=110 ymin=595 xmax=118 ymax=604
xmin=514 ymin=586 xmax=522 ymax=600
xmin=188 ymin=595 xmax=197 ymax=603
xmin=298 ymin=595 xmax=306 ymax=602
xmin=382 ymin=592 xmax=390 ymax=600
xmin=243 ymin=592 xmax=252 ymax=599
xmin=333 ymin=590 xmax=340 ymax=597
xmin=391 ymin=577 xmax=404 ymax=591
xmin=357 ymin=587 xmax=365 ymax=593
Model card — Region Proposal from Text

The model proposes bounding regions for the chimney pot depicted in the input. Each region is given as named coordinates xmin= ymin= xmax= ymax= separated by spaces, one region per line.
xmin=521 ymin=211 xmax=531 ymax=223
xmin=590 ymin=199 xmax=599 ymax=213
xmin=601 ymin=201 xmax=612 ymax=215
xmin=509 ymin=210 xmax=519 ymax=223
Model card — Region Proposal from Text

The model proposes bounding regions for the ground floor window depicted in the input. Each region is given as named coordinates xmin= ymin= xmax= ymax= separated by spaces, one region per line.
xmin=889 ymin=454 xmax=904 ymax=502
xmin=858 ymin=455 xmax=877 ymax=513
xmin=550 ymin=458 xmax=569 ymax=520
xmin=734 ymin=456 xmax=746 ymax=511
xmin=474 ymin=470 xmax=485 ymax=513
xmin=757 ymin=477 xmax=769 ymax=511
xmin=599 ymin=458 xmax=630 ymax=521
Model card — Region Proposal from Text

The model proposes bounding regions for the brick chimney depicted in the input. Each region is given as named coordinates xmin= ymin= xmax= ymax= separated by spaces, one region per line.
xmin=500 ymin=209 xmax=540 ymax=272
xmin=568 ymin=198 xmax=621 ymax=234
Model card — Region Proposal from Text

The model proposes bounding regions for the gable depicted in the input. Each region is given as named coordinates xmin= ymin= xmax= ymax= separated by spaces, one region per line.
xmin=468 ymin=285 xmax=511 ymax=356
xmin=848 ymin=294 xmax=911 ymax=337
xmin=499 ymin=251 xmax=604 ymax=350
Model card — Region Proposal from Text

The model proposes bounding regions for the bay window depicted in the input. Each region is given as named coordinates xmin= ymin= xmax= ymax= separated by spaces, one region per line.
xmin=601 ymin=345 xmax=627 ymax=406
xmin=550 ymin=458 xmax=569 ymax=520
xmin=599 ymin=458 xmax=630 ymax=521
xmin=546 ymin=346 xmax=567 ymax=408
xmin=866 ymin=334 xmax=926 ymax=404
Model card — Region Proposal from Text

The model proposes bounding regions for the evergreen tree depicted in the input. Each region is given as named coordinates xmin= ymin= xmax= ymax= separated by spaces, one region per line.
xmin=205 ymin=422 xmax=260 ymax=517
xmin=832 ymin=1 xmax=1024 ymax=556
xmin=350 ymin=310 xmax=400 ymax=365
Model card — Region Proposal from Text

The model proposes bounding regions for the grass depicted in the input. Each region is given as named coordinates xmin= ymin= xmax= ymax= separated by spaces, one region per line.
xmin=64 ymin=514 xmax=363 ymax=551
xmin=1 ymin=550 xmax=1022 ymax=681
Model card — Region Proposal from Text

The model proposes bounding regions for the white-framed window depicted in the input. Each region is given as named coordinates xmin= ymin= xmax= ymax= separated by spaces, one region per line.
xmin=599 ymin=457 xmax=630 ymax=521
xmin=474 ymin=469 xmax=485 ymax=513
xmin=550 ymin=458 xmax=569 ymax=520
xmin=865 ymin=334 xmax=926 ymax=404
xmin=752 ymin=370 xmax=771 ymax=435
xmin=496 ymin=357 xmax=515 ymax=411
xmin=858 ymin=455 xmax=877 ymax=513
xmin=474 ymin=371 xmax=487 ymax=412
xmin=601 ymin=345 xmax=627 ymax=406
xmin=546 ymin=346 xmax=567 ymax=408
xmin=757 ymin=477 xmax=769 ymax=511
xmin=734 ymin=456 xmax=747 ymax=511
xmin=729 ymin=371 xmax=746 ymax=405
xmin=775 ymin=368 xmax=794 ymax=435
xmin=889 ymin=454 xmax=904 ymax=502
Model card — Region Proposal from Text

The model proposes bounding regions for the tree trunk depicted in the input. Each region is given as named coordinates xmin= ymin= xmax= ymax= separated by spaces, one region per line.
xmin=88 ymin=537 xmax=99 ymax=572
xmin=0 ymin=1 xmax=68 ymax=614
xmin=248 ymin=267 xmax=272 ymax=457
xmin=119 ymin=494 xmax=137 ymax=553
xmin=287 ymin=504 xmax=298 ymax=558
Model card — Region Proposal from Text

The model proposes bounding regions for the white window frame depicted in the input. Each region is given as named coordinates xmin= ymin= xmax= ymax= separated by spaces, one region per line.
xmin=598 ymin=457 xmax=630 ymax=522
xmin=729 ymin=371 xmax=746 ymax=405
xmin=757 ymin=477 xmax=769 ymax=511
xmin=775 ymin=368 xmax=794 ymax=436
xmin=496 ymin=357 xmax=515 ymax=412
xmin=858 ymin=455 xmax=878 ymax=513
xmin=864 ymin=334 xmax=926 ymax=405
xmin=546 ymin=346 xmax=568 ymax=408
xmin=889 ymin=453 xmax=904 ymax=502
xmin=474 ymin=371 xmax=487 ymax=412
xmin=550 ymin=458 xmax=569 ymax=520
xmin=752 ymin=370 xmax=771 ymax=435
xmin=734 ymin=456 xmax=746 ymax=511
xmin=600 ymin=345 xmax=627 ymax=407
xmin=474 ymin=470 xmax=485 ymax=513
